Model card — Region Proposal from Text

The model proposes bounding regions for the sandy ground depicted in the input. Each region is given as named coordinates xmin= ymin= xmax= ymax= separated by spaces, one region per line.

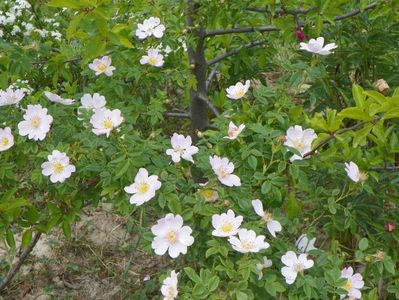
xmin=0 ymin=204 xmax=164 ymax=300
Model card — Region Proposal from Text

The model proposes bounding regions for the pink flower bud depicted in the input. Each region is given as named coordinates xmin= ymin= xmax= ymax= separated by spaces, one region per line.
xmin=385 ymin=222 xmax=395 ymax=232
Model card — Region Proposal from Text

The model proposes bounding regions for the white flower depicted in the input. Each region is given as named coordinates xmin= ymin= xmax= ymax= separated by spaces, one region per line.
xmin=80 ymin=93 xmax=106 ymax=111
xmin=281 ymin=251 xmax=314 ymax=284
xmin=161 ymin=270 xmax=178 ymax=300
xmin=44 ymin=91 xmax=75 ymax=105
xmin=340 ymin=267 xmax=364 ymax=299
xmin=166 ymin=133 xmax=199 ymax=163
xmin=211 ymin=209 xmax=243 ymax=237
xmin=256 ymin=256 xmax=273 ymax=280
xmin=18 ymin=104 xmax=53 ymax=141
xmin=295 ymin=234 xmax=317 ymax=253
xmin=299 ymin=37 xmax=337 ymax=55
xmin=90 ymin=108 xmax=123 ymax=137
xmin=251 ymin=199 xmax=282 ymax=237
xmin=209 ymin=155 xmax=241 ymax=187
xmin=344 ymin=161 xmax=367 ymax=183
xmin=151 ymin=213 xmax=194 ymax=258
xmin=284 ymin=125 xmax=317 ymax=161
xmin=226 ymin=80 xmax=250 ymax=100
xmin=140 ymin=49 xmax=164 ymax=67
xmin=0 ymin=86 xmax=25 ymax=106
xmin=0 ymin=127 xmax=14 ymax=151
xmin=41 ymin=150 xmax=76 ymax=183
xmin=224 ymin=121 xmax=245 ymax=140
xmin=136 ymin=17 xmax=165 ymax=39
xmin=124 ymin=168 xmax=162 ymax=206
xmin=228 ymin=228 xmax=269 ymax=253
xmin=88 ymin=56 xmax=116 ymax=76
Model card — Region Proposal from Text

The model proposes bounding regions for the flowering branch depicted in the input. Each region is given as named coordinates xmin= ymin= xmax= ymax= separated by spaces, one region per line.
xmin=0 ymin=232 xmax=42 ymax=292
xmin=163 ymin=112 xmax=191 ymax=119
xmin=205 ymin=26 xmax=278 ymax=37
xmin=207 ymin=39 xmax=267 ymax=66
xmin=303 ymin=118 xmax=380 ymax=158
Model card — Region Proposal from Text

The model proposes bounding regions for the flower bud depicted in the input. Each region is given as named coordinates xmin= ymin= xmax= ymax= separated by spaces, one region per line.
xmin=196 ymin=130 xmax=203 ymax=138
xmin=278 ymin=134 xmax=287 ymax=143
xmin=385 ymin=222 xmax=395 ymax=232
xmin=375 ymin=79 xmax=389 ymax=93
xmin=223 ymin=200 xmax=230 ymax=206
xmin=149 ymin=131 xmax=156 ymax=139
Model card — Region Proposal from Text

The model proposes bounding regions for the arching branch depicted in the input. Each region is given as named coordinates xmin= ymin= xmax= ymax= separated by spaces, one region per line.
xmin=205 ymin=26 xmax=278 ymax=37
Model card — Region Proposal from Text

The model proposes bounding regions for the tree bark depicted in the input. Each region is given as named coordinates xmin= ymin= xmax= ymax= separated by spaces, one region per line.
xmin=186 ymin=0 xmax=209 ymax=141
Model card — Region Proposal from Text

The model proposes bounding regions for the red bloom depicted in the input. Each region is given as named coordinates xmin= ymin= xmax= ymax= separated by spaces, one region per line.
xmin=385 ymin=222 xmax=396 ymax=232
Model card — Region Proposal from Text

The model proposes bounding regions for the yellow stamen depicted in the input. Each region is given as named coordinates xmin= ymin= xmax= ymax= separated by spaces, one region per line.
xmin=53 ymin=162 xmax=64 ymax=173
xmin=103 ymin=119 xmax=113 ymax=129
xmin=167 ymin=231 xmax=177 ymax=243
xmin=343 ymin=279 xmax=352 ymax=291
xmin=221 ymin=222 xmax=233 ymax=233
xmin=262 ymin=212 xmax=273 ymax=222
xmin=242 ymin=241 xmax=254 ymax=250
xmin=148 ymin=57 xmax=158 ymax=65
xmin=1 ymin=137 xmax=9 ymax=146
xmin=293 ymin=139 xmax=305 ymax=152
xmin=234 ymin=88 xmax=245 ymax=98
xmin=97 ymin=64 xmax=107 ymax=71
xmin=31 ymin=117 xmax=41 ymax=128
xmin=137 ymin=182 xmax=149 ymax=194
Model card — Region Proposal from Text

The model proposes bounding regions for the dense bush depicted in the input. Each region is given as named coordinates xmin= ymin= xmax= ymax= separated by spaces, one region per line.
xmin=1 ymin=0 xmax=399 ymax=299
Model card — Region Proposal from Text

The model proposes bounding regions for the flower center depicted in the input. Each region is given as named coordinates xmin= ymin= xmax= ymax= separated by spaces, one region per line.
xmin=137 ymin=182 xmax=149 ymax=194
xmin=53 ymin=162 xmax=64 ymax=173
xmin=235 ymin=88 xmax=245 ymax=98
xmin=103 ymin=119 xmax=113 ymax=129
xmin=1 ymin=137 xmax=9 ymax=146
xmin=201 ymin=189 xmax=214 ymax=198
xmin=343 ymin=279 xmax=352 ymax=291
xmin=218 ymin=167 xmax=228 ymax=178
xmin=97 ymin=64 xmax=107 ymax=71
xmin=175 ymin=146 xmax=184 ymax=154
xmin=167 ymin=231 xmax=177 ymax=243
xmin=221 ymin=222 xmax=233 ymax=233
xmin=262 ymin=212 xmax=273 ymax=222
xmin=359 ymin=172 xmax=368 ymax=181
xmin=148 ymin=57 xmax=158 ymax=65
xmin=31 ymin=117 xmax=41 ymax=128
xmin=167 ymin=286 xmax=176 ymax=298
xmin=293 ymin=139 xmax=305 ymax=152
xmin=293 ymin=263 xmax=304 ymax=273
xmin=242 ymin=241 xmax=255 ymax=250
xmin=228 ymin=128 xmax=238 ymax=137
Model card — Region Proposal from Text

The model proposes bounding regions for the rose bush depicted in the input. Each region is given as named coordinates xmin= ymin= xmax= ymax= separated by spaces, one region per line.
xmin=1 ymin=0 xmax=399 ymax=299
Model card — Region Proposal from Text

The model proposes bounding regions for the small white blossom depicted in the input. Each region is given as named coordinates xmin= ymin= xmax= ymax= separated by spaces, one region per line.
xmin=80 ymin=93 xmax=106 ymax=111
xmin=124 ymin=168 xmax=162 ymax=206
xmin=88 ymin=56 xmax=116 ymax=76
xmin=136 ymin=17 xmax=165 ymax=39
xmin=281 ymin=251 xmax=314 ymax=284
xmin=211 ymin=209 xmax=243 ymax=237
xmin=251 ymin=199 xmax=282 ymax=237
xmin=44 ymin=91 xmax=75 ymax=105
xmin=18 ymin=104 xmax=53 ymax=141
xmin=166 ymin=133 xmax=199 ymax=163
xmin=226 ymin=80 xmax=250 ymax=100
xmin=41 ymin=150 xmax=76 ymax=183
xmin=151 ymin=214 xmax=194 ymax=258
xmin=90 ymin=108 xmax=123 ymax=137
xmin=228 ymin=229 xmax=269 ymax=253
xmin=256 ymin=256 xmax=273 ymax=280
xmin=209 ymin=155 xmax=241 ymax=187
xmin=344 ymin=161 xmax=367 ymax=183
xmin=161 ymin=270 xmax=178 ymax=300
xmin=0 ymin=127 xmax=14 ymax=152
xmin=340 ymin=267 xmax=364 ymax=299
xmin=140 ymin=49 xmax=164 ymax=67
xmin=300 ymin=37 xmax=337 ymax=55
xmin=284 ymin=125 xmax=317 ymax=161
xmin=0 ymin=86 xmax=25 ymax=106
xmin=224 ymin=121 xmax=245 ymax=140
xmin=295 ymin=234 xmax=317 ymax=253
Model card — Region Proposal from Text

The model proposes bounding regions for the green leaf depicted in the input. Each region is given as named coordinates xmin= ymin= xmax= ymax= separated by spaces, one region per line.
xmin=47 ymin=0 xmax=83 ymax=9
xmin=6 ymin=229 xmax=16 ymax=249
xmin=247 ymin=155 xmax=257 ymax=170
xmin=338 ymin=107 xmax=372 ymax=121
xmin=21 ymin=229 xmax=33 ymax=248
xmin=358 ymin=238 xmax=369 ymax=251
xmin=352 ymin=84 xmax=366 ymax=109
xmin=166 ymin=194 xmax=181 ymax=214
xmin=184 ymin=267 xmax=201 ymax=283
xmin=285 ymin=192 xmax=302 ymax=219
xmin=62 ymin=220 xmax=72 ymax=239
xmin=66 ymin=12 xmax=84 ymax=40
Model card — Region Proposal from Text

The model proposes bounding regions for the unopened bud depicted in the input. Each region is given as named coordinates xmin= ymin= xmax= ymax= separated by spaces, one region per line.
xmin=372 ymin=251 xmax=385 ymax=261
xmin=196 ymin=130 xmax=203 ymax=138
xmin=375 ymin=79 xmax=389 ymax=93
xmin=278 ymin=134 xmax=287 ymax=143
xmin=385 ymin=222 xmax=396 ymax=232
xmin=223 ymin=200 xmax=230 ymax=206
xmin=149 ymin=132 xmax=156 ymax=139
